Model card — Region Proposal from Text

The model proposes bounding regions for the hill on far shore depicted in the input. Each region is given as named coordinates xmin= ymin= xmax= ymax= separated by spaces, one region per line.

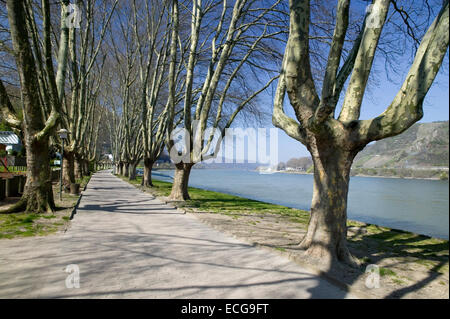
xmin=354 ymin=121 xmax=449 ymax=169
xmin=279 ymin=121 xmax=449 ymax=179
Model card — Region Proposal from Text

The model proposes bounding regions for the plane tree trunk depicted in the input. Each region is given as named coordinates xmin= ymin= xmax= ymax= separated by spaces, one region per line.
xmin=83 ymin=159 xmax=90 ymax=176
xmin=124 ymin=163 xmax=130 ymax=178
xmin=21 ymin=136 xmax=56 ymax=213
xmin=129 ymin=161 xmax=138 ymax=180
xmin=74 ymin=156 xmax=83 ymax=180
xmin=299 ymin=139 xmax=358 ymax=266
xmin=168 ymin=162 xmax=193 ymax=201
xmin=142 ymin=158 xmax=154 ymax=187
xmin=63 ymin=151 xmax=75 ymax=192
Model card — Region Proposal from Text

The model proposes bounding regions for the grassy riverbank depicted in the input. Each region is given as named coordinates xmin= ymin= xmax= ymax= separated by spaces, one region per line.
xmin=121 ymin=174 xmax=449 ymax=298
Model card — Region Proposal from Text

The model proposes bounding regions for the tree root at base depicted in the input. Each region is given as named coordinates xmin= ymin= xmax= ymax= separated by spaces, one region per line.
xmin=0 ymin=198 xmax=27 ymax=214
xmin=299 ymin=237 xmax=361 ymax=269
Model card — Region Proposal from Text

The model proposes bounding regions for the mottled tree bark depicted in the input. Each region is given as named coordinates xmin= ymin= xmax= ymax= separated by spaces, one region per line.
xmin=0 ymin=138 xmax=54 ymax=214
xmin=63 ymin=151 xmax=75 ymax=192
xmin=142 ymin=158 xmax=154 ymax=187
xmin=83 ymin=159 xmax=90 ymax=176
xmin=168 ymin=162 xmax=193 ymax=200
xmin=74 ymin=156 xmax=83 ymax=180
xmin=21 ymin=136 xmax=55 ymax=213
xmin=129 ymin=161 xmax=138 ymax=180
xmin=124 ymin=163 xmax=130 ymax=178
xmin=299 ymin=139 xmax=358 ymax=266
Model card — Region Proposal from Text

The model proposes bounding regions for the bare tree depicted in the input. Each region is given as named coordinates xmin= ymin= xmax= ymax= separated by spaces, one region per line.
xmin=0 ymin=0 xmax=70 ymax=214
xmin=273 ymin=0 xmax=449 ymax=265
xmin=166 ymin=0 xmax=286 ymax=200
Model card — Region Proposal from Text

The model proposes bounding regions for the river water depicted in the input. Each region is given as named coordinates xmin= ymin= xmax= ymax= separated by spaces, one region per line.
xmin=151 ymin=169 xmax=449 ymax=239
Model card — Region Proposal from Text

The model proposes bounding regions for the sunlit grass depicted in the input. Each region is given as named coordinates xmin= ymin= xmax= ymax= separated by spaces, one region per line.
xmin=0 ymin=211 xmax=69 ymax=239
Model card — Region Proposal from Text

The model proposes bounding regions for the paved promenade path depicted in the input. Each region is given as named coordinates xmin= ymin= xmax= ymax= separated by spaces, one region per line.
xmin=0 ymin=171 xmax=354 ymax=298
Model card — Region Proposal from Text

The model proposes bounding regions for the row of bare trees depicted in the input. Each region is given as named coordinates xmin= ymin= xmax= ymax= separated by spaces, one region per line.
xmin=108 ymin=0 xmax=288 ymax=200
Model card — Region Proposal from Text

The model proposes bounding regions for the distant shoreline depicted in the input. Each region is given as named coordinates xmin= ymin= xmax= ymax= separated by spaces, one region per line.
xmin=351 ymin=173 xmax=442 ymax=181
xmin=267 ymin=169 xmax=447 ymax=181
xmin=154 ymin=167 xmax=448 ymax=181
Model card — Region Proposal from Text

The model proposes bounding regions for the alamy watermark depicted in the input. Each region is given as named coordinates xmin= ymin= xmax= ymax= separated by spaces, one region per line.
xmin=168 ymin=121 xmax=279 ymax=173
xmin=65 ymin=3 xmax=81 ymax=29
xmin=365 ymin=264 xmax=380 ymax=289
xmin=65 ymin=264 xmax=80 ymax=288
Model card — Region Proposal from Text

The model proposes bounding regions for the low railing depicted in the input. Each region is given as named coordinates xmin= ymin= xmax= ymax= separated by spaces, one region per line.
xmin=0 ymin=166 xmax=27 ymax=173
